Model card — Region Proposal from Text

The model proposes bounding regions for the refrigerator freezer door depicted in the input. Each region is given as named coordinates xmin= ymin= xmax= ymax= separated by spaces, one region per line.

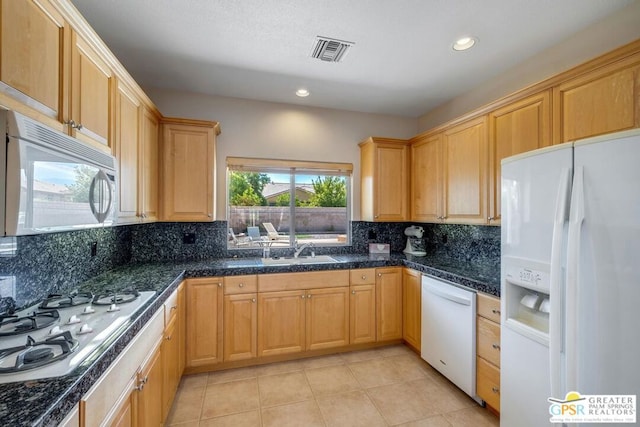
xmin=568 ymin=130 xmax=640 ymax=397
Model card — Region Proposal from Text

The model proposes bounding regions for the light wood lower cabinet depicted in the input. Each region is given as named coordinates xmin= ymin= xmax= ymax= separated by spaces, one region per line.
xmin=224 ymin=292 xmax=258 ymax=361
xmin=476 ymin=293 xmax=501 ymax=413
xmin=306 ymin=287 xmax=349 ymax=351
xmin=258 ymin=289 xmax=306 ymax=356
xmin=402 ymin=268 xmax=421 ymax=351
xmin=185 ymin=278 xmax=223 ymax=367
xmin=376 ymin=267 xmax=403 ymax=341
xmin=136 ymin=344 xmax=163 ymax=426
xmin=349 ymin=283 xmax=376 ymax=344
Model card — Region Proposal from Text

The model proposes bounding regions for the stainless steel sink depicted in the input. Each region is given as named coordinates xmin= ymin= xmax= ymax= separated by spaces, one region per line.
xmin=261 ymin=255 xmax=340 ymax=266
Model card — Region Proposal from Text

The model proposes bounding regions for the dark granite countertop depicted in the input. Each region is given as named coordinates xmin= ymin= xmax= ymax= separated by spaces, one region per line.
xmin=1 ymin=253 xmax=498 ymax=426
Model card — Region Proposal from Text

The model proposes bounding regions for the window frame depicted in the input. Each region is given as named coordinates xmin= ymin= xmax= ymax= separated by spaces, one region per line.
xmin=226 ymin=157 xmax=353 ymax=250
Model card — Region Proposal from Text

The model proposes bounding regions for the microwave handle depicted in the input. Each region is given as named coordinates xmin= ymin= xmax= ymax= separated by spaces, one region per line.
xmin=89 ymin=170 xmax=113 ymax=223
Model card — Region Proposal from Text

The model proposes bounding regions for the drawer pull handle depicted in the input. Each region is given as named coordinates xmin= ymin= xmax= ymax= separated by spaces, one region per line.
xmin=165 ymin=335 xmax=172 ymax=341
xmin=491 ymin=309 xmax=501 ymax=315
xmin=492 ymin=387 xmax=500 ymax=394
xmin=492 ymin=343 xmax=501 ymax=350
xmin=170 ymin=305 xmax=177 ymax=311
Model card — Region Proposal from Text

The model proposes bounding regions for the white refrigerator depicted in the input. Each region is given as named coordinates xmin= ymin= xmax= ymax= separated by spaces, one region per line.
xmin=500 ymin=129 xmax=640 ymax=426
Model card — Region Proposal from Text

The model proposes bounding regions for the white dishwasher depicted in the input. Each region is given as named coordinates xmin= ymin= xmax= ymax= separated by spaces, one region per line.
xmin=421 ymin=275 xmax=477 ymax=398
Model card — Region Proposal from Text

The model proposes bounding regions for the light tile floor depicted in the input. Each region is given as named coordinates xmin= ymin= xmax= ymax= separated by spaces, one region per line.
xmin=166 ymin=344 xmax=499 ymax=427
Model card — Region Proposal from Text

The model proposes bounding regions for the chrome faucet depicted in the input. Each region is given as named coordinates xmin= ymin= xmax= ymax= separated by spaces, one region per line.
xmin=293 ymin=241 xmax=314 ymax=258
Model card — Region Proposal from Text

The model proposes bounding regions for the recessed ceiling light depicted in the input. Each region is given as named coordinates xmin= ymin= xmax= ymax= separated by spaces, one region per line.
xmin=453 ymin=36 xmax=477 ymax=51
xmin=296 ymin=89 xmax=310 ymax=97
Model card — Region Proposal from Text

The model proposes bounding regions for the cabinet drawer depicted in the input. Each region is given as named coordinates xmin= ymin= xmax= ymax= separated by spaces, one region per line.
xmin=259 ymin=270 xmax=349 ymax=292
xmin=477 ymin=317 xmax=501 ymax=367
xmin=350 ymin=269 xmax=376 ymax=285
xmin=164 ymin=288 xmax=179 ymax=326
xmin=477 ymin=357 xmax=501 ymax=411
xmin=477 ymin=293 xmax=501 ymax=323
xmin=224 ymin=275 xmax=258 ymax=295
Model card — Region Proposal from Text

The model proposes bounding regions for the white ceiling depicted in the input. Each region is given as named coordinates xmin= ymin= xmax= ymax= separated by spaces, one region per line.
xmin=71 ymin=0 xmax=634 ymax=118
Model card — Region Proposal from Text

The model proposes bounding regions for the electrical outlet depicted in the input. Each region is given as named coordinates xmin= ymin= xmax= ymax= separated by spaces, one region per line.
xmin=183 ymin=233 xmax=196 ymax=244
xmin=90 ymin=241 xmax=97 ymax=257
xmin=367 ymin=230 xmax=377 ymax=240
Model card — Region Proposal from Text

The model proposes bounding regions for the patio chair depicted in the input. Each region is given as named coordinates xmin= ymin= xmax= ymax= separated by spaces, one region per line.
xmin=262 ymin=222 xmax=288 ymax=241
xmin=228 ymin=228 xmax=251 ymax=246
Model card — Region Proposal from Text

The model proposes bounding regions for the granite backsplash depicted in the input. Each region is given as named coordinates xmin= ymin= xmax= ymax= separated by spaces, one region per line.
xmin=0 ymin=221 xmax=499 ymax=312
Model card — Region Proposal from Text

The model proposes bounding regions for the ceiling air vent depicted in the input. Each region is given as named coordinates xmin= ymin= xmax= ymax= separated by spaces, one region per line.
xmin=311 ymin=36 xmax=354 ymax=62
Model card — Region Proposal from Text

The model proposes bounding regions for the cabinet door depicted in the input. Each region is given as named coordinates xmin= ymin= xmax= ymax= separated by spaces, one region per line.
xmin=186 ymin=278 xmax=223 ymax=367
xmin=162 ymin=315 xmax=180 ymax=421
xmin=161 ymin=121 xmax=216 ymax=221
xmin=306 ymin=287 xmax=349 ymax=351
xmin=137 ymin=345 xmax=163 ymax=427
xmin=0 ymin=0 xmax=66 ymax=121
xmin=140 ymin=107 xmax=159 ymax=221
xmin=488 ymin=91 xmax=551 ymax=224
xmin=258 ymin=290 xmax=305 ymax=356
xmin=553 ymin=61 xmax=640 ymax=144
xmin=410 ymin=133 xmax=442 ymax=222
xmin=70 ymin=30 xmax=113 ymax=146
xmin=442 ymin=116 xmax=488 ymax=224
xmin=105 ymin=379 xmax=136 ymax=427
xmin=349 ymin=284 xmax=376 ymax=344
xmin=402 ymin=269 xmax=421 ymax=351
xmin=224 ymin=293 xmax=258 ymax=361
xmin=376 ymin=267 xmax=403 ymax=341
xmin=359 ymin=138 xmax=409 ymax=221
xmin=177 ymin=283 xmax=186 ymax=374
xmin=114 ymin=80 xmax=141 ymax=223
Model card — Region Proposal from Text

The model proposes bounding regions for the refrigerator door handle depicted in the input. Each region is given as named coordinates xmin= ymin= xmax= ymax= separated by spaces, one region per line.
xmin=565 ymin=166 xmax=585 ymax=393
xmin=549 ymin=167 xmax=571 ymax=398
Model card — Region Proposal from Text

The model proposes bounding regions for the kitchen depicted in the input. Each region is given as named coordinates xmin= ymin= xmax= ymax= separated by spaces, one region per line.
xmin=1 ymin=0 xmax=639 ymax=426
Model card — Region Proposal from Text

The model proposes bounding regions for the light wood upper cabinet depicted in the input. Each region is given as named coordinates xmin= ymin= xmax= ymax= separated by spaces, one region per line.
xmin=410 ymin=133 xmax=442 ymax=222
xmin=402 ymin=268 xmax=421 ymax=351
xmin=442 ymin=116 xmax=488 ymax=224
xmin=376 ymin=267 xmax=403 ymax=341
xmin=185 ymin=278 xmax=223 ymax=368
xmin=113 ymin=80 xmax=141 ymax=223
xmin=161 ymin=118 xmax=219 ymax=221
xmin=359 ymin=137 xmax=409 ymax=222
xmin=70 ymin=29 xmax=114 ymax=147
xmin=488 ymin=91 xmax=551 ymax=224
xmin=0 ymin=0 xmax=66 ymax=122
xmin=140 ymin=107 xmax=160 ymax=222
xmin=553 ymin=58 xmax=640 ymax=144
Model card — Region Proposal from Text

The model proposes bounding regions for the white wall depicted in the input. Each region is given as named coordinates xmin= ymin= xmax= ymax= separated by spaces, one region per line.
xmin=418 ymin=0 xmax=640 ymax=131
xmin=145 ymin=88 xmax=417 ymax=219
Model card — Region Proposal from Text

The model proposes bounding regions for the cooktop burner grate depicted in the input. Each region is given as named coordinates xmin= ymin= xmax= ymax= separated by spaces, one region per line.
xmin=0 ymin=332 xmax=78 ymax=373
xmin=0 ymin=310 xmax=60 ymax=337
xmin=93 ymin=288 xmax=140 ymax=306
xmin=39 ymin=291 xmax=94 ymax=310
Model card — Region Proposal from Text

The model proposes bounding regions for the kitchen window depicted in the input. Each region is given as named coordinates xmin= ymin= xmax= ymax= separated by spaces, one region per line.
xmin=226 ymin=157 xmax=352 ymax=249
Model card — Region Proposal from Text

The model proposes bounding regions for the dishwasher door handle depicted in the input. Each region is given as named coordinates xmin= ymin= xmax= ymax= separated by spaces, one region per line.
xmin=423 ymin=283 xmax=472 ymax=306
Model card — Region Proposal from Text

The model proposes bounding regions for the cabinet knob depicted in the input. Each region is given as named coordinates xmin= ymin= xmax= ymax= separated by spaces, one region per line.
xmin=165 ymin=335 xmax=172 ymax=341
xmin=487 ymin=216 xmax=494 ymax=221
xmin=361 ymin=275 xmax=366 ymax=280
xmin=307 ymin=294 xmax=312 ymax=298
xmin=301 ymin=295 xmax=306 ymax=299
xmin=377 ymin=273 xmax=382 ymax=277
xmin=352 ymin=290 xmax=356 ymax=295
xmin=374 ymin=215 xmax=379 ymax=219
xmin=218 ymin=283 xmax=223 ymax=288
xmin=491 ymin=309 xmax=501 ymax=315
xmin=492 ymin=387 xmax=500 ymax=394
xmin=239 ymin=283 xmax=244 ymax=288
xmin=492 ymin=343 xmax=501 ymax=350
xmin=170 ymin=305 xmax=177 ymax=311
xmin=207 ymin=214 xmax=213 ymax=218
xmin=252 ymin=298 xmax=256 ymax=303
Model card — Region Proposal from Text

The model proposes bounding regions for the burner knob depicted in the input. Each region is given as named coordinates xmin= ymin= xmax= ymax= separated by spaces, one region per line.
xmin=78 ymin=324 xmax=93 ymax=335
xmin=107 ymin=303 xmax=120 ymax=312
xmin=68 ymin=315 xmax=81 ymax=325
xmin=49 ymin=326 xmax=63 ymax=336
xmin=81 ymin=305 xmax=95 ymax=315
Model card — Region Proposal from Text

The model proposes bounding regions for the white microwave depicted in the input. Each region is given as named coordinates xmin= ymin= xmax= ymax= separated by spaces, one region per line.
xmin=0 ymin=110 xmax=118 ymax=236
